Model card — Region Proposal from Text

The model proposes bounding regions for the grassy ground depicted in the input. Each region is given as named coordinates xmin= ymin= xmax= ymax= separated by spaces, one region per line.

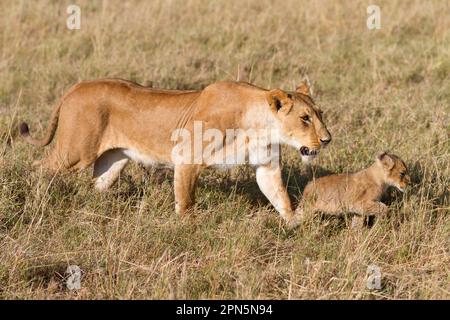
xmin=0 ymin=0 xmax=449 ymax=299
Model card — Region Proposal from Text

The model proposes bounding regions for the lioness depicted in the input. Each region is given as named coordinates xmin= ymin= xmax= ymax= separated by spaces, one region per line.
xmin=20 ymin=79 xmax=331 ymax=225
xmin=296 ymin=152 xmax=410 ymax=227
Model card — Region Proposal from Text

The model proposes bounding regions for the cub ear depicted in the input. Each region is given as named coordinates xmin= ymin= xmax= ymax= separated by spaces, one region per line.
xmin=377 ymin=151 xmax=394 ymax=170
xmin=296 ymin=79 xmax=312 ymax=96
xmin=266 ymin=89 xmax=293 ymax=114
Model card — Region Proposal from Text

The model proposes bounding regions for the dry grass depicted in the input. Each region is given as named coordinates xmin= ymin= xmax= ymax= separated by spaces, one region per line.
xmin=0 ymin=0 xmax=449 ymax=299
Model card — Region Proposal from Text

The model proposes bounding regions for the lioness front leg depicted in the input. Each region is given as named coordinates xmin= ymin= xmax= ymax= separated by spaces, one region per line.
xmin=256 ymin=164 xmax=294 ymax=224
xmin=174 ymin=164 xmax=201 ymax=216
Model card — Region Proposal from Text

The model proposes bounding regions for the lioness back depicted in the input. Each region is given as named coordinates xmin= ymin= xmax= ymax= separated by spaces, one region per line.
xmin=63 ymin=79 xmax=202 ymax=163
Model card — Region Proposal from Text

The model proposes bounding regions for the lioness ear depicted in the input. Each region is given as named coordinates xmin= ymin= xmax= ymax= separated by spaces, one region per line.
xmin=296 ymin=80 xmax=311 ymax=96
xmin=377 ymin=152 xmax=394 ymax=170
xmin=267 ymin=89 xmax=293 ymax=114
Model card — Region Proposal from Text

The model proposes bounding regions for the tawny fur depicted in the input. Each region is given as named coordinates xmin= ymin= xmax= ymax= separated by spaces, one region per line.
xmin=295 ymin=152 xmax=410 ymax=227
xmin=20 ymin=79 xmax=331 ymax=224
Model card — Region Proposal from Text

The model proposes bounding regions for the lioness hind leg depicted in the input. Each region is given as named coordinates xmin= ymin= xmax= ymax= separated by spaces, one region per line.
xmin=33 ymin=147 xmax=81 ymax=173
xmin=93 ymin=149 xmax=129 ymax=191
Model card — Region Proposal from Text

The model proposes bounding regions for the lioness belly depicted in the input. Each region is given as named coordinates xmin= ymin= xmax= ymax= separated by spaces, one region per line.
xmin=122 ymin=148 xmax=173 ymax=168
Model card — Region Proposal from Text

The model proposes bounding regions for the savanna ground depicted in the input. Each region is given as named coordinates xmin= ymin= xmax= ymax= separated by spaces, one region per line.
xmin=0 ymin=0 xmax=449 ymax=299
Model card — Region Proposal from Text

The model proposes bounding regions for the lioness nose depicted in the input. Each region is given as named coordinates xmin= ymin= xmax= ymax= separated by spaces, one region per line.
xmin=320 ymin=137 xmax=331 ymax=145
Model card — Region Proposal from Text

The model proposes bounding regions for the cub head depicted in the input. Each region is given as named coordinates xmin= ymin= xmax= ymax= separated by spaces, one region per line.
xmin=266 ymin=81 xmax=331 ymax=163
xmin=376 ymin=152 xmax=410 ymax=192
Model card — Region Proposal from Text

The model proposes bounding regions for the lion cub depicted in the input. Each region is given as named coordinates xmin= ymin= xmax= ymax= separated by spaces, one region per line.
xmin=296 ymin=152 xmax=410 ymax=227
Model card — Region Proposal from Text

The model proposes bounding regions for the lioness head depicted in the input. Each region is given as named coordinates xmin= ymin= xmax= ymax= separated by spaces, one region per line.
xmin=376 ymin=152 xmax=411 ymax=192
xmin=266 ymin=82 xmax=331 ymax=162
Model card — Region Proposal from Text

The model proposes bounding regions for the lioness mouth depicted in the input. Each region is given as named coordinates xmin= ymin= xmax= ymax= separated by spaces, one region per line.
xmin=300 ymin=146 xmax=319 ymax=157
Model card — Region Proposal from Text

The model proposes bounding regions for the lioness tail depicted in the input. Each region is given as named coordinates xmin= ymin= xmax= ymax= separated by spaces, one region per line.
xmin=19 ymin=100 xmax=63 ymax=147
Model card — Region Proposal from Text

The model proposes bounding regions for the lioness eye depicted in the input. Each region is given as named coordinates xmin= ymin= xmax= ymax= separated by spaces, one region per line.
xmin=301 ymin=115 xmax=310 ymax=122
xmin=400 ymin=172 xmax=406 ymax=177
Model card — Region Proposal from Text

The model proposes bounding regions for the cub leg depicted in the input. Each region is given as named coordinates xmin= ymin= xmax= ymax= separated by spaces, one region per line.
xmin=358 ymin=201 xmax=389 ymax=216
xmin=350 ymin=201 xmax=388 ymax=228
xmin=93 ymin=149 xmax=129 ymax=191
xmin=292 ymin=206 xmax=308 ymax=228
xmin=351 ymin=216 xmax=365 ymax=229
xmin=174 ymin=164 xmax=201 ymax=216
xmin=256 ymin=164 xmax=294 ymax=224
xmin=292 ymin=198 xmax=318 ymax=227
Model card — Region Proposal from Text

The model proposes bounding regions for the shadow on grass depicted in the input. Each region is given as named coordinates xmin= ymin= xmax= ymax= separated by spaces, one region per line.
xmin=19 ymin=158 xmax=444 ymax=231
xmin=196 ymin=164 xmax=335 ymax=209
xmin=23 ymin=262 xmax=69 ymax=292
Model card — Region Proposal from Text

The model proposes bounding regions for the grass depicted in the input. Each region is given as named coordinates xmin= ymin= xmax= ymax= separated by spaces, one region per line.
xmin=0 ymin=0 xmax=449 ymax=299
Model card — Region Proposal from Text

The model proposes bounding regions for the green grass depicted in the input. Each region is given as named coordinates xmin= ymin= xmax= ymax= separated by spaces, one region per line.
xmin=0 ymin=0 xmax=449 ymax=299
